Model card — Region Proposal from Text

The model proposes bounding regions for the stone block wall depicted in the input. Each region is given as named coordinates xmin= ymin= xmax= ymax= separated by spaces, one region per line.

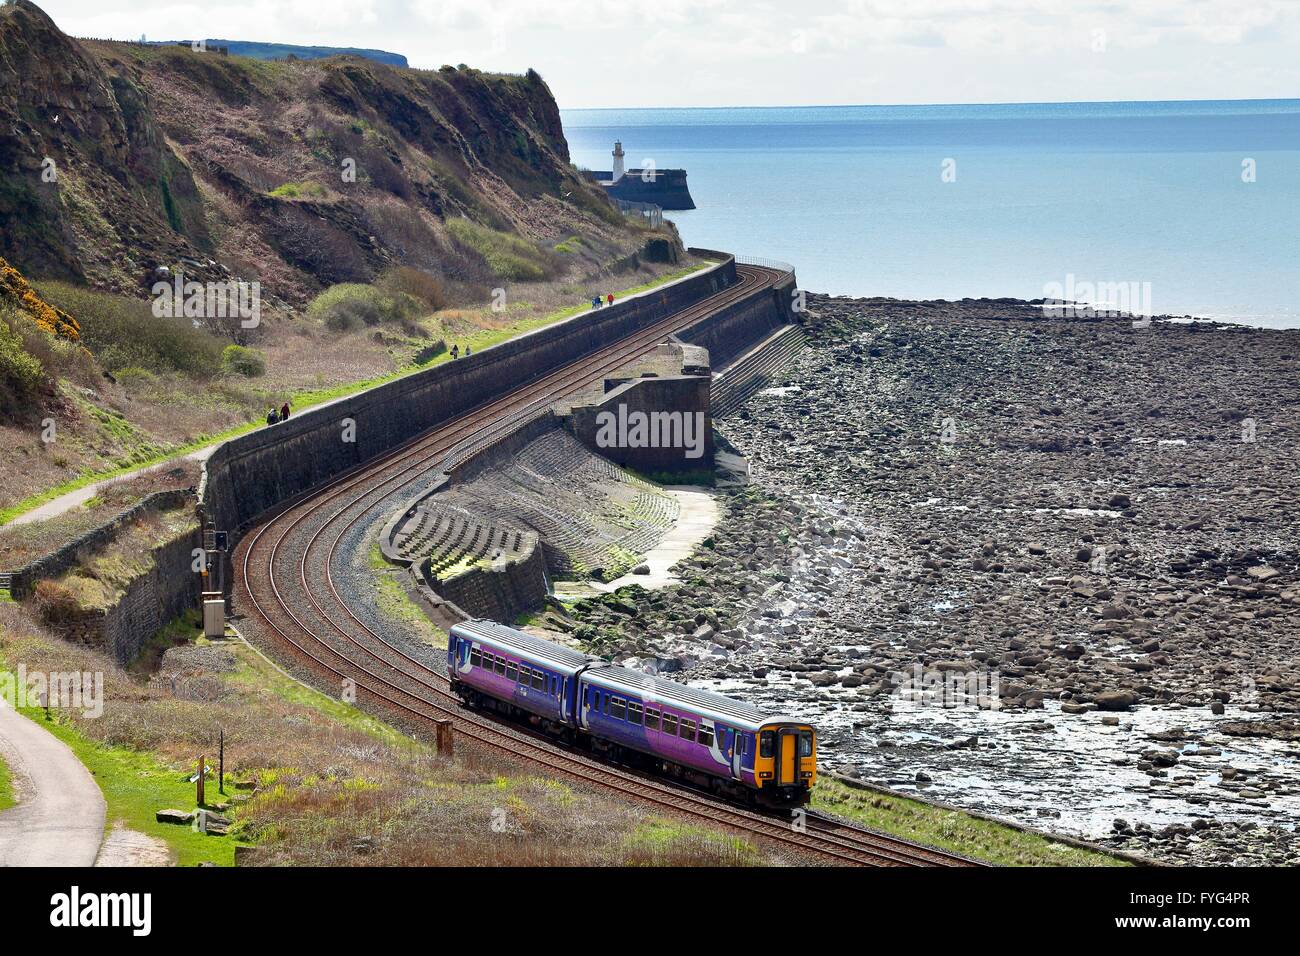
xmin=7 ymin=488 xmax=194 ymax=599
xmin=427 ymin=543 xmax=548 ymax=624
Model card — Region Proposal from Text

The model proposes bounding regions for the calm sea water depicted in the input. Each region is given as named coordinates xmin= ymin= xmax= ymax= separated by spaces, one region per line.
xmin=562 ymin=101 xmax=1300 ymax=328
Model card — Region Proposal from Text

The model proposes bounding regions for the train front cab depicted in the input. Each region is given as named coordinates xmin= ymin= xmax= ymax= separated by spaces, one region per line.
xmin=754 ymin=722 xmax=816 ymax=806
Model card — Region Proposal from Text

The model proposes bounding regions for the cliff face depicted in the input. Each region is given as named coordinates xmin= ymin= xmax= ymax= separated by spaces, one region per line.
xmin=0 ymin=0 xmax=202 ymax=286
xmin=0 ymin=1 xmax=625 ymax=302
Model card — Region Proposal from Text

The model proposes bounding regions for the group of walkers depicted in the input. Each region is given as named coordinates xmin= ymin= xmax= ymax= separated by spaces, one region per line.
xmin=449 ymin=343 xmax=473 ymax=360
xmin=590 ymin=293 xmax=616 ymax=309
xmin=265 ymin=401 xmax=291 ymax=426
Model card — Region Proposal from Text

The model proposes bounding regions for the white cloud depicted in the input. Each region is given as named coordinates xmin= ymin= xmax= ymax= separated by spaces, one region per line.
xmin=32 ymin=0 xmax=1300 ymax=105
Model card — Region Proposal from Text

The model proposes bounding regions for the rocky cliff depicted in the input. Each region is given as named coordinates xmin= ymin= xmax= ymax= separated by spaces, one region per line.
xmin=0 ymin=0 xmax=628 ymax=302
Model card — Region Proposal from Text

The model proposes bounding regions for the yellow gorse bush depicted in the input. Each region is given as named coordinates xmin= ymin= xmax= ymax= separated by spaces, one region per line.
xmin=0 ymin=255 xmax=82 ymax=342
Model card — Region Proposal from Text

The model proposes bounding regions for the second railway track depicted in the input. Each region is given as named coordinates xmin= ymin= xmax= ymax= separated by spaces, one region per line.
xmin=233 ymin=262 xmax=984 ymax=867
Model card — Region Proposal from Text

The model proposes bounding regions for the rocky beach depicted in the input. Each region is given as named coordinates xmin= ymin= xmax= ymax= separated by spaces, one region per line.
xmin=567 ymin=293 xmax=1300 ymax=864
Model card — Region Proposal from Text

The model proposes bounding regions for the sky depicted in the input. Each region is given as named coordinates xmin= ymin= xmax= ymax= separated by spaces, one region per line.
xmin=34 ymin=0 xmax=1300 ymax=109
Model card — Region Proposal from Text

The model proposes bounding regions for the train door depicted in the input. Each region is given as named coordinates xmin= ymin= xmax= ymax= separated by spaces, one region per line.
xmin=729 ymin=729 xmax=742 ymax=780
xmin=778 ymin=727 xmax=799 ymax=786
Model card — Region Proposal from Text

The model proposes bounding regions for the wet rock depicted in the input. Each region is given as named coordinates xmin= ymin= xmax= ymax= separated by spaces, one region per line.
xmin=1095 ymin=690 xmax=1138 ymax=711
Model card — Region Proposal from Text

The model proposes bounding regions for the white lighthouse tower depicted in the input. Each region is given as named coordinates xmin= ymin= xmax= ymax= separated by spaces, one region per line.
xmin=611 ymin=140 xmax=626 ymax=182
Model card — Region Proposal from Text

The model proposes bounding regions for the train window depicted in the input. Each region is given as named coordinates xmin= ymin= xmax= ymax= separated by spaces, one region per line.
xmin=799 ymin=731 xmax=814 ymax=757
xmin=470 ymin=648 xmax=481 ymax=668
xmin=662 ymin=713 xmax=677 ymax=736
xmin=611 ymin=697 xmax=626 ymax=720
xmin=627 ymin=702 xmax=643 ymax=725
xmin=602 ymin=693 xmax=610 ymax=715
xmin=679 ymin=718 xmax=697 ymax=742
xmin=497 ymin=657 xmax=508 ymax=676
xmin=532 ymin=670 xmax=545 ymax=690
xmin=698 ymin=725 xmax=714 ymax=747
xmin=645 ymin=708 xmax=660 ymax=731
xmin=760 ymin=731 xmax=775 ymax=758
xmin=505 ymin=662 xmax=517 ymax=682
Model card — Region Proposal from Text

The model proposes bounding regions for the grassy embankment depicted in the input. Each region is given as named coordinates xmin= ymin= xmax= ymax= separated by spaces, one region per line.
xmin=812 ymin=777 xmax=1129 ymax=867
xmin=1 ymin=262 xmax=711 ymax=525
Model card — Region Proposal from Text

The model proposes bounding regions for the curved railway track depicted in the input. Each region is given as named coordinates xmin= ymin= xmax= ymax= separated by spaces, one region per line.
xmin=233 ymin=262 xmax=983 ymax=867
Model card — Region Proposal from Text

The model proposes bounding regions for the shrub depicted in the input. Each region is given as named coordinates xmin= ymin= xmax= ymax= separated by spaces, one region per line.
xmin=376 ymin=266 xmax=445 ymax=312
xmin=445 ymin=218 xmax=557 ymax=282
xmin=0 ymin=304 xmax=48 ymax=411
xmin=221 ymin=344 xmax=266 ymax=377
xmin=32 ymin=580 xmax=84 ymax=626
xmin=36 ymin=282 xmax=224 ymax=379
xmin=307 ymin=283 xmax=421 ymax=332
xmin=268 ymin=181 xmax=330 ymax=201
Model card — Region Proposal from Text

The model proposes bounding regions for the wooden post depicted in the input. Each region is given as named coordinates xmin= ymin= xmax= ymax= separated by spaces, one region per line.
xmin=219 ymin=729 xmax=225 ymax=795
xmin=435 ymin=720 xmax=453 ymax=758
xmin=197 ymin=755 xmax=205 ymax=807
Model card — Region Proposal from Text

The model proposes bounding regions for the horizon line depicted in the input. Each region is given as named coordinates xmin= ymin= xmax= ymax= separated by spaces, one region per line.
xmin=560 ymin=95 xmax=1300 ymax=112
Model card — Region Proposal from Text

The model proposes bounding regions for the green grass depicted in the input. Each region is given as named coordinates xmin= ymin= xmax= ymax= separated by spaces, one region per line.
xmin=367 ymin=542 xmax=446 ymax=644
xmin=226 ymin=634 xmax=420 ymax=752
xmin=0 ymin=263 xmax=714 ymax=526
xmin=446 ymin=217 xmax=554 ymax=281
xmin=812 ymin=777 xmax=1130 ymax=867
xmin=17 ymin=708 xmax=241 ymax=866
xmin=623 ymin=818 xmax=759 ymax=865
xmin=0 ymin=751 xmax=15 ymax=812
xmin=268 ymin=181 xmax=330 ymax=201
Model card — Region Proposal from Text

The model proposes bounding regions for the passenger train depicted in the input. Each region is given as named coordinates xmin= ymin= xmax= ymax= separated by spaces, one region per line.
xmin=447 ymin=619 xmax=817 ymax=807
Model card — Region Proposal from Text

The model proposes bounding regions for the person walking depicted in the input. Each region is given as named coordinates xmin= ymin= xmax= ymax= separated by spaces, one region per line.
xmin=280 ymin=401 xmax=291 ymax=421
xmin=266 ymin=408 xmax=278 ymax=426
xmin=606 ymin=293 xmax=615 ymax=307
xmin=451 ymin=344 xmax=459 ymax=359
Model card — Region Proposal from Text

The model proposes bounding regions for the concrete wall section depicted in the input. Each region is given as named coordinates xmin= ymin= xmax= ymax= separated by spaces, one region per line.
xmin=568 ymin=375 xmax=714 ymax=473
xmin=677 ymin=272 xmax=798 ymax=369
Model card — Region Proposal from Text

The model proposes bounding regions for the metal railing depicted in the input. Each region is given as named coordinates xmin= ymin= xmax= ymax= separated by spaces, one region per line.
xmin=613 ymin=198 xmax=664 ymax=229
xmin=735 ymin=255 xmax=796 ymax=279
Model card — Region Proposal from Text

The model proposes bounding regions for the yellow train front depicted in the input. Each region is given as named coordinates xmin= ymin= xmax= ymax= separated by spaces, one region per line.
xmin=749 ymin=720 xmax=817 ymax=806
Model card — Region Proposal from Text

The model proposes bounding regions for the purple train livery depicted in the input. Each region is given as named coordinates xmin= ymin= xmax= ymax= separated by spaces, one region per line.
xmin=448 ymin=619 xmax=817 ymax=807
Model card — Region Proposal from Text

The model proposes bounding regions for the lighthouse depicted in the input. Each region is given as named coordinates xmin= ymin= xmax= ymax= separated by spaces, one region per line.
xmin=611 ymin=140 xmax=625 ymax=182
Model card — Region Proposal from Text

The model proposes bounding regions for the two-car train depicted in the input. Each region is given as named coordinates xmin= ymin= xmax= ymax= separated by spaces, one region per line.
xmin=447 ymin=619 xmax=816 ymax=807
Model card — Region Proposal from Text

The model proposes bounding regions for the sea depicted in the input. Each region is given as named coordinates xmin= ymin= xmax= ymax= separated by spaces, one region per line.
xmin=562 ymin=100 xmax=1300 ymax=329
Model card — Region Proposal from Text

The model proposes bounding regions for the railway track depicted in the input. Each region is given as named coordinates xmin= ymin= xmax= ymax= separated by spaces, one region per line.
xmin=233 ymin=261 xmax=983 ymax=867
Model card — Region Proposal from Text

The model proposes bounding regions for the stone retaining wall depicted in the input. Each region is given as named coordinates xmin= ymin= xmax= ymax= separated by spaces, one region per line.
xmin=32 ymin=524 xmax=201 ymax=666
xmin=421 ymin=543 xmax=547 ymax=624
xmin=7 ymin=488 xmax=195 ymax=600
xmin=567 ymin=374 xmax=714 ymax=473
